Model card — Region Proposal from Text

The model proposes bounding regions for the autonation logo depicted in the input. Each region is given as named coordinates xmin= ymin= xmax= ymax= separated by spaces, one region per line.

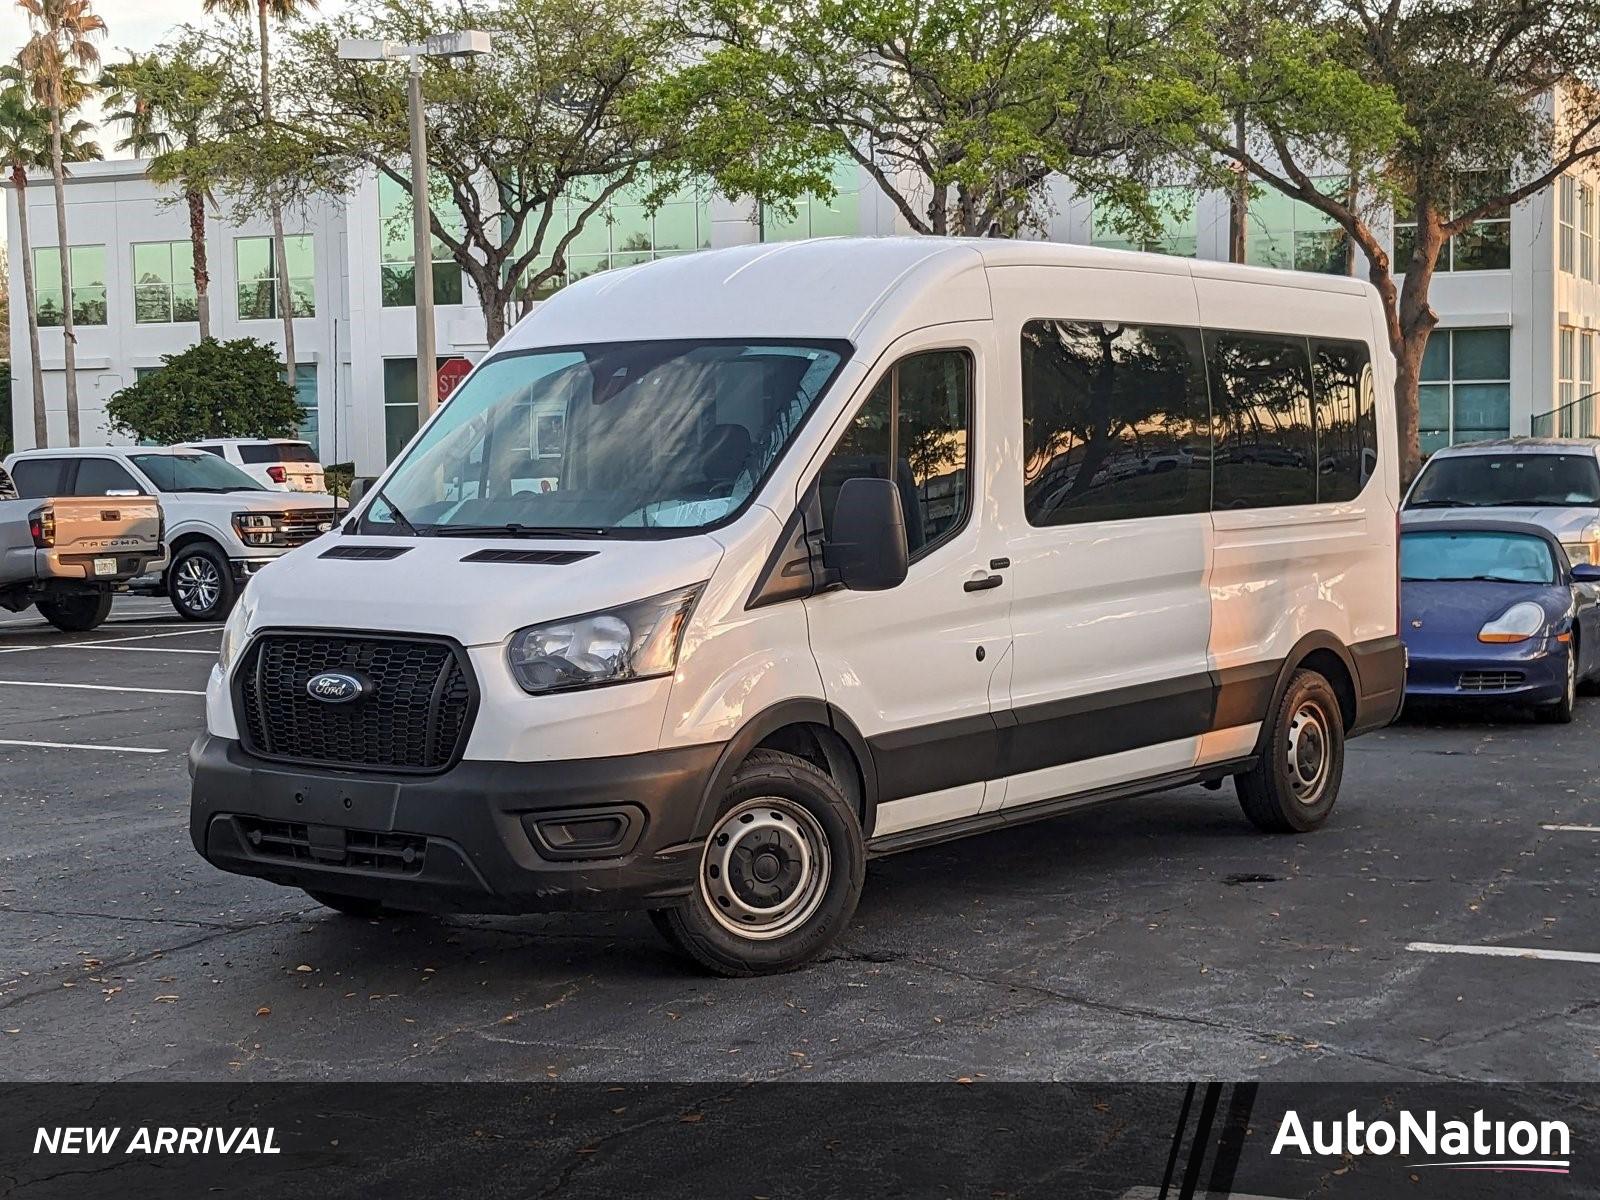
xmin=1272 ymin=1109 xmax=1572 ymax=1175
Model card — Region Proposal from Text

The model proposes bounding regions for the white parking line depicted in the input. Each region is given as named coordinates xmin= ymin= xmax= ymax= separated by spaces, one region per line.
xmin=1407 ymin=942 xmax=1600 ymax=965
xmin=0 ymin=738 xmax=168 ymax=754
xmin=1541 ymin=824 xmax=1600 ymax=833
xmin=0 ymin=626 xmax=222 ymax=655
xmin=0 ymin=679 xmax=205 ymax=697
xmin=60 ymin=645 xmax=218 ymax=655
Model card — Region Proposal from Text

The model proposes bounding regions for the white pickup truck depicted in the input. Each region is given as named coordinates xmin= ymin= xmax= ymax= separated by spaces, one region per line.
xmin=0 ymin=463 xmax=166 ymax=631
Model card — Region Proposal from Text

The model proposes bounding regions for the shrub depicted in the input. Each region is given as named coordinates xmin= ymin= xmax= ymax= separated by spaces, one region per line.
xmin=107 ymin=337 xmax=301 ymax=445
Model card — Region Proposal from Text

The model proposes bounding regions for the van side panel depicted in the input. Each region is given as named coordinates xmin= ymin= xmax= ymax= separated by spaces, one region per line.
xmin=1193 ymin=277 xmax=1399 ymax=754
xmin=983 ymin=264 xmax=1215 ymax=810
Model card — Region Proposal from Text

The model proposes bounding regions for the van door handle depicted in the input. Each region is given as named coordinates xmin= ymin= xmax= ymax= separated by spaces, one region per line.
xmin=964 ymin=574 xmax=1004 ymax=592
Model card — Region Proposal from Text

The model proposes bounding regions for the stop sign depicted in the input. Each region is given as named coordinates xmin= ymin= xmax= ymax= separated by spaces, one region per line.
xmin=436 ymin=357 xmax=473 ymax=400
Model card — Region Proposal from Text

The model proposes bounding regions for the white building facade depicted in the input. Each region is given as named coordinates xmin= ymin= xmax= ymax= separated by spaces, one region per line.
xmin=4 ymin=154 xmax=1590 ymax=472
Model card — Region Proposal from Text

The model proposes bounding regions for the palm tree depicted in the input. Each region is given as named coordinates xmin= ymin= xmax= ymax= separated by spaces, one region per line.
xmin=102 ymin=49 xmax=231 ymax=339
xmin=201 ymin=0 xmax=318 ymax=383
xmin=0 ymin=65 xmax=96 ymax=448
xmin=17 ymin=0 xmax=106 ymax=448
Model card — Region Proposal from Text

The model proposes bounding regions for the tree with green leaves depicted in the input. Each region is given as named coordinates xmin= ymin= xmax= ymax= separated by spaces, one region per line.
xmin=17 ymin=0 xmax=106 ymax=448
xmin=201 ymin=0 xmax=319 ymax=379
xmin=102 ymin=42 xmax=240 ymax=341
xmin=269 ymin=0 xmax=827 ymax=344
xmin=1188 ymin=0 xmax=1600 ymax=480
xmin=676 ymin=0 xmax=1209 ymax=238
xmin=105 ymin=337 xmax=302 ymax=444
xmin=0 ymin=65 xmax=97 ymax=448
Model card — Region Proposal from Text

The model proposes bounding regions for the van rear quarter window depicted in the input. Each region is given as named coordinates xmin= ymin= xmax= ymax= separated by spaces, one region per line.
xmin=1020 ymin=319 xmax=1210 ymax=526
xmin=1311 ymin=340 xmax=1378 ymax=502
xmin=1208 ymin=330 xmax=1317 ymax=509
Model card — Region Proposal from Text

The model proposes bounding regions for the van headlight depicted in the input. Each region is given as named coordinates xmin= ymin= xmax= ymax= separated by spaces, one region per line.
xmin=218 ymin=596 xmax=255 ymax=672
xmin=507 ymin=583 xmax=704 ymax=695
xmin=1478 ymin=601 xmax=1547 ymax=644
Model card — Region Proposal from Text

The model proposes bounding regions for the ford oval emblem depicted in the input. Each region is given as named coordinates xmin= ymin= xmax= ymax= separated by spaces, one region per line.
xmin=306 ymin=671 xmax=364 ymax=703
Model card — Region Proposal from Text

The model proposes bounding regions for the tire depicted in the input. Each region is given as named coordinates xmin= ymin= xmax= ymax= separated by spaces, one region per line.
xmin=1536 ymin=647 xmax=1577 ymax=724
xmin=650 ymin=749 xmax=865 ymax=977
xmin=36 ymin=591 xmax=114 ymax=632
xmin=304 ymin=889 xmax=395 ymax=919
xmin=167 ymin=543 xmax=236 ymax=621
xmin=1237 ymin=668 xmax=1346 ymax=833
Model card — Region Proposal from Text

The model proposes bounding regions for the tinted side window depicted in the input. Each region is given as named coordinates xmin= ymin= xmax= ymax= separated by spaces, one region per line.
xmin=1208 ymin=332 xmax=1317 ymax=509
xmin=1022 ymin=320 xmax=1211 ymax=526
xmin=1311 ymin=340 xmax=1378 ymax=502
xmin=818 ymin=349 xmax=971 ymax=560
xmin=10 ymin=458 xmax=69 ymax=499
xmin=73 ymin=458 xmax=143 ymax=496
xmin=194 ymin=445 xmax=224 ymax=457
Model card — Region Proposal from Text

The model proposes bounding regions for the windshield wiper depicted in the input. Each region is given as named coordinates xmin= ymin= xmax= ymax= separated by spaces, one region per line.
xmin=1422 ymin=575 xmax=1542 ymax=583
xmin=433 ymin=523 xmax=609 ymax=539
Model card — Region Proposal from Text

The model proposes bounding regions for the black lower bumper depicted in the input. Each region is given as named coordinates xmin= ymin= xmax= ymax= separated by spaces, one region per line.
xmin=1350 ymin=635 xmax=1408 ymax=734
xmin=188 ymin=735 xmax=724 ymax=914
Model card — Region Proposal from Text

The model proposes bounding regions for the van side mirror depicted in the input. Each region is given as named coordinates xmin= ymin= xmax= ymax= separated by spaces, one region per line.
xmin=347 ymin=476 xmax=376 ymax=506
xmin=824 ymin=477 xmax=909 ymax=591
xmin=1573 ymin=563 xmax=1600 ymax=583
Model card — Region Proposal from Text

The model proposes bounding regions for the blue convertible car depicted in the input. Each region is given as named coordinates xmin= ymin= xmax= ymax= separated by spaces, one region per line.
xmin=1401 ymin=518 xmax=1600 ymax=722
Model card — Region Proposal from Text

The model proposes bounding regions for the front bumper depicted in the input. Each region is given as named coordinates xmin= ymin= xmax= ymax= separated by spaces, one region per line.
xmin=188 ymin=735 xmax=723 ymax=914
xmin=1404 ymin=639 xmax=1568 ymax=703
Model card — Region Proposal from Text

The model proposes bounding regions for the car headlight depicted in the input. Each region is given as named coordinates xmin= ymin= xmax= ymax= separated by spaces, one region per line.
xmin=218 ymin=597 xmax=254 ymax=672
xmin=507 ymin=583 xmax=704 ymax=695
xmin=1478 ymin=601 xmax=1547 ymax=644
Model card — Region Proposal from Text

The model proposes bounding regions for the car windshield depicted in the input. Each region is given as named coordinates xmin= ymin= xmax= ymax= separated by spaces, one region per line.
xmin=130 ymin=452 xmax=266 ymax=493
xmin=364 ymin=340 xmax=852 ymax=536
xmin=1401 ymin=530 xmax=1557 ymax=584
xmin=1407 ymin=452 xmax=1600 ymax=508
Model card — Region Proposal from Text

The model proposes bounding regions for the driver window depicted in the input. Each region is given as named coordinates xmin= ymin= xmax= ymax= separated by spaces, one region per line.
xmin=817 ymin=349 xmax=973 ymax=561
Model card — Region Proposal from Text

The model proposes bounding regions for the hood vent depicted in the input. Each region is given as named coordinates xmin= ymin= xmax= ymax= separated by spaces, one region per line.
xmin=460 ymin=548 xmax=597 ymax=565
xmin=320 ymin=545 xmax=413 ymax=561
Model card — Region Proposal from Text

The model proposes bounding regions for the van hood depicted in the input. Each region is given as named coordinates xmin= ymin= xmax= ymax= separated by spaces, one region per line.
xmin=1402 ymin=505 xmax=1600 ymax=541
xmin=243 ymin=533 xmax=726 ymax=647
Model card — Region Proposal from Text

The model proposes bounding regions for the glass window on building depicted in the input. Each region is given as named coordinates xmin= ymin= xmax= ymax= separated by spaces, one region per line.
xmin=287 ymin=364 xmax=318 ymax=456
xmin=1582 ymin=182 xmax=1596 ymax=281
xmin=1246 ymin=177 xmax=1350 ymax=273
xmin=34 ymin=245 xmax=107 ymax=326
xmin=762 ymin=158 xmax=863 ymax=242
xmin=236 ymin=234 xmax=315 ymax=320
xmin=378 ymin=174 xmax=465 ymax=307
xmin=1418 ymin=328 xmax=1512 ymax=455
xmin=1090 ymin=186 xmax=1198 ymax=257
xmin=514 ymin=176 xmax=714 ymax=302
xmin=132 ymin=240 xmax=198 ymax=324
xmin=1560 ymin=176 xmax=1577 ymax=273
xmin=383 ymin=357 xmax=451 ymax=463
xmin=1395 ymin=172 xmax=1512 ymax=274
xmin=1560 ymin=327 xmax=1577 ymax=414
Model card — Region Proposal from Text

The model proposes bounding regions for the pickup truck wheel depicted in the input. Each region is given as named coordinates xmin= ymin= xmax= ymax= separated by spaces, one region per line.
xmin=168 ymin=544 xmax=236 ymax=621
xmin=36 ymin=591 xmax=113 ymax=632
xmin=649 ymin=749 xmax=865 ymax=976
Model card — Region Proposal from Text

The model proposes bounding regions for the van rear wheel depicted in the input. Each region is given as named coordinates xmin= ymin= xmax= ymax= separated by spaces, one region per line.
xmin=650 ymin=749 xmax=865 ymax=976
xmin=1236 ymin=668 xmax=1345 ymax=833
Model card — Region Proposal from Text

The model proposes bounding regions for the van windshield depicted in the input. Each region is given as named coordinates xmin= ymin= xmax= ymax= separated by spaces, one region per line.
xmin=364 ymin=340 xmax=852 ymax=536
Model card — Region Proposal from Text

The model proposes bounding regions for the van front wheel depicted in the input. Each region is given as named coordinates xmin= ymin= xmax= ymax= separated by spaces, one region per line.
xmin=650 ymin=749 xmax=865 ymax=976
xmin=1236 ymin=668 xmax=1345 ymax=833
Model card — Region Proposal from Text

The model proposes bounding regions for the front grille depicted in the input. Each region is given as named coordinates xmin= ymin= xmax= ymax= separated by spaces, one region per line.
xmin=237 ymin=632 xmax=475 ymax=772
xmin=279 ymin=509 xmax=338 ymax=547
xmin=1458 ymin=670 xmax=1526 ymax=692
xmin=238 ymin=818 xmax=426 ymax=874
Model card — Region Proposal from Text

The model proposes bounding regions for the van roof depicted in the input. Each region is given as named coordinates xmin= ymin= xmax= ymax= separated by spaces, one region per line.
xmin=498 ymin=236 xmax=1378 ymax=352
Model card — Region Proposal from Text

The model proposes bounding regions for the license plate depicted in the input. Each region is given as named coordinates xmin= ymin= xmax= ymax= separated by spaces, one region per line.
xmin=92 ymin=557 xmax=116 ymax=577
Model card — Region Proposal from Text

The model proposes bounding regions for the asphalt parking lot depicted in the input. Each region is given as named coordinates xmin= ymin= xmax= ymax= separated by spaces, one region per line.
xmin=2 ymin=596 xmax=1598 ymax=1083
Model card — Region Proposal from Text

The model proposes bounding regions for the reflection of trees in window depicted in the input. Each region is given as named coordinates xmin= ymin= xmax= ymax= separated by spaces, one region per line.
xmin=1021 ymin=320 xmax=1209 ymax=526
xmin=1208 ymin=333 xmax=1317 ymax=508
xmin=1311 ymin=341 xmax=1377 ymax=502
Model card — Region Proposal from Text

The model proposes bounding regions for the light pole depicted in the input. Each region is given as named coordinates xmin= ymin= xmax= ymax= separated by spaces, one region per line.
xmin=338 ymin=31 xmax=492 ymax=426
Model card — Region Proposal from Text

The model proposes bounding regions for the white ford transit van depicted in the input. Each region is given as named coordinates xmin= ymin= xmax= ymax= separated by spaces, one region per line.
xmin=189 ymin=238 xmax=1404 ymax=975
